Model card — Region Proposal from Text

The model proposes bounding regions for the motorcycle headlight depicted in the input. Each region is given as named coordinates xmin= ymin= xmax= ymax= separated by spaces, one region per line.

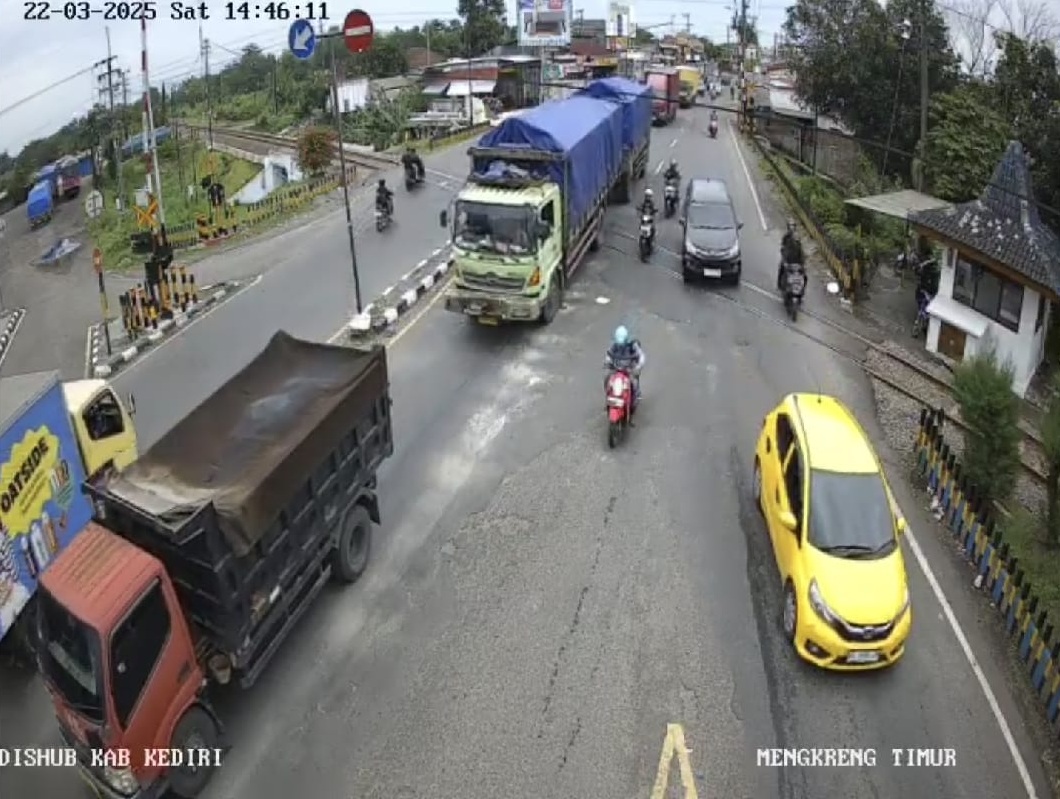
xmin=103 ymin=765 xmax=139 ymax=795
xmin=808 ymin=579 xmax=837 ymax=623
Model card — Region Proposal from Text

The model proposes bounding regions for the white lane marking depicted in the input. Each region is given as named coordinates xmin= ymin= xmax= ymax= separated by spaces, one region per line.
xmin=654 ymin=160 xmax=665 ymax=176
xmin=669 ymin=138 xmax=678 ymax=149
xmin=726 ymin=120 xmax=769 ymax=232
xmin=900 ymin=524 xmax=1039 ymax=799
xmin=113 ymin=275 xmax=264 ymax=377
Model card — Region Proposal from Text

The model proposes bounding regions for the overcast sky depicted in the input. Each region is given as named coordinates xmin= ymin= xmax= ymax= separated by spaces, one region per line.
xmin=0 ymin=0 xmax=787 ymax=157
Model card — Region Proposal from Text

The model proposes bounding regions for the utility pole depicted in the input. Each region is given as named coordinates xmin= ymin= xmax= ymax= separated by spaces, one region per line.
xmin=682 ymin=13 xmax=691 ymax=34
xmin=96 ymin=33 xmax=125 ymax=207
xmin=738 ymin=0 xmax=749 ymax=128
xmin=120 ymin=70 xmax=129 ymax=142
xmin=328 ymin=38 xmax=364 ymax=314
xmin=140 ymin=18 xmax=165 ymax=227
xmin=917 ymin=0 xmax=929 ymax=191
xmin=200 ymin=26 xmax=214 ymax=148
xmin=271 ymin=59 xmax=278 ymax=114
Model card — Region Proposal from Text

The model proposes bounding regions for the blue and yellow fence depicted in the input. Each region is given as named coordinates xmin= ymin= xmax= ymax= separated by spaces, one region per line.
xmin=118 ymin=266 xmax=199 ymax=340
xmin=915 ymin=408 xmax=1060 ymax=729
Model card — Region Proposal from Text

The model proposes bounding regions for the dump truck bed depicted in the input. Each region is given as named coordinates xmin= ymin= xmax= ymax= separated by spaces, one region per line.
xmin=84 ymin=332 xmax=393 ymax=659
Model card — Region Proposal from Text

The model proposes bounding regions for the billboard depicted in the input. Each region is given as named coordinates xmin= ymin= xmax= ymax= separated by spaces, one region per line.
xmin=606 ymin=2 xmax=636 ymax=39
xmin=518 ymin=0 xmax=573 ymax=47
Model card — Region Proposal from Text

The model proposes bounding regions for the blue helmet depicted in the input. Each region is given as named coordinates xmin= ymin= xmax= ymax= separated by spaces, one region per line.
xmin=613 ymin=325 xmax=630 ymax=346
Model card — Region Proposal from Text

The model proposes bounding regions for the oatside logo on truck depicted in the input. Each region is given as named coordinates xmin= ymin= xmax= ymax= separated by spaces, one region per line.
xmin=1 ymin=427 xmax=60 ymax=537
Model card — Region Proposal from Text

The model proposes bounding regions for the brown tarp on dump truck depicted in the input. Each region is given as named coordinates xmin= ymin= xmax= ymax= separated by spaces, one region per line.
xmin=106 ymin=331 xmax=388 ymax=557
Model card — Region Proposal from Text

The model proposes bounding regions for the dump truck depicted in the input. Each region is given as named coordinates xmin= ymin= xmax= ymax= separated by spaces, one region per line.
xmin=37 ymin=332 xmax=393 ymax=799
xmin=440 ymin=90 xmax=626 ymax=325
xmin=27 ymin=180 xmax=54 ymax=228
xmin=578 ymin=77 xmax=653 ymax=195
xmin=646 ymin=67 xmax=679 ymax=125
xmin=676 ymin=65 xmax=703 ymax=108
xmin=0 ymin=371 xmax=137 ymax=660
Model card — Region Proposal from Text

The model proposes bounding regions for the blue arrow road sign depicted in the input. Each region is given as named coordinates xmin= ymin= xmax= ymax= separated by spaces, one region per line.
xmin=288 ymin=19 xmax=316 ymax=60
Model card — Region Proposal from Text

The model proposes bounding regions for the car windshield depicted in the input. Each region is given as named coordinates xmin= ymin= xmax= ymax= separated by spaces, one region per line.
xmin=688 ymin=202 xmax=734 ymax=230
xmin=36 ymin=588 xmax=105 ymax=722
xmin=807 ymin=470 xmax=896 ymax=557
xmin=454 ymin=201 xmax=536 ymax=255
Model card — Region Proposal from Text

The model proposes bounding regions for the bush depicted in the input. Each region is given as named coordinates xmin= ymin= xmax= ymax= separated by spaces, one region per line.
xmin=952 ymin=345 xmax=1021 ymax=503
xmin=296 ymin=126 xmax=336 ymax=176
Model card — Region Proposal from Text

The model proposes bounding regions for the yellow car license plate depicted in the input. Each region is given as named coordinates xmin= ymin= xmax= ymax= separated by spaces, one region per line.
xmin=477 ymin=316 xmax=499 ymax=326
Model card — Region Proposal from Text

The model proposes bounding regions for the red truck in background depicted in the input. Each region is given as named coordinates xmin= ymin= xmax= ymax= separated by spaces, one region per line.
xmin=56 ymin=156 xmax=81 ymax=200
xmin=646 ymin=68 xmax=679 ymax=125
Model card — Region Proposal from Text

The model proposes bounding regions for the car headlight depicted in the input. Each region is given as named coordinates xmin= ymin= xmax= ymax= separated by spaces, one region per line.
xmin=684 ymin=239 xmax=699 ymax=255
xmin=723 ymin=242 xmax=740 ymax=258
xmin=898 ymin=586 xmax=911 ymax=618
xmin=103 ymin=765 xmax=139 ymax=795
xmin=808 ymin=579 xmax=836 ymax=623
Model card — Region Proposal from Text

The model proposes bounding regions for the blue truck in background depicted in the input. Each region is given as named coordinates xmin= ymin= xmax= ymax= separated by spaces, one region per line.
xmin=35 ymin=163 xmax=59 ymax=199
xmin=441 ymin=79 xmax=652 ymax=325
xmin=0 ymin=372 xmax=93 ymax=657
xmin=27 ymin=180 xmax=54 ymax=228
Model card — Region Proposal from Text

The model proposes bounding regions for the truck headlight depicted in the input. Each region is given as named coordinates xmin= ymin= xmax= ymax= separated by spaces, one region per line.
xmin=103 ymin=764 xmax=139 ymax=795
xmin=808 ymin=579 xmax=837 ymax=623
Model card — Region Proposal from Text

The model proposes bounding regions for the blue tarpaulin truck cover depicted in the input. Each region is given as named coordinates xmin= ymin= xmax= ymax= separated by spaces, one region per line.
xmin=27 ymin=181 xmax=52 ymax=221
xmin=473 ymin=95 xmax=623 ymax=236
xmin=578 ymin=78 xmax=652 ymax=159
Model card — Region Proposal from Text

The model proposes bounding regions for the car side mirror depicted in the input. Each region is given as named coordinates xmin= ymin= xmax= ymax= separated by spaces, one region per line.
xmin=737 ymin=221 xmax=744 ymax=230
xmin=439 ymin=210 xmax=448 ymax=228
xmin=896 ymin=516 xmax=906 ymax=534
xmin=778 ymin=510 xmax=798 ymax=532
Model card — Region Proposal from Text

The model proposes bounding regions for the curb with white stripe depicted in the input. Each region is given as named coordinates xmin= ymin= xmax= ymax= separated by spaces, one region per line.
xmin=348 ymin=247 xmax=452 ymax=336
xmin=0 ymin=308 xmax=27 ymax=370
xmin=88 ymin=284 xmax=235 ymax=378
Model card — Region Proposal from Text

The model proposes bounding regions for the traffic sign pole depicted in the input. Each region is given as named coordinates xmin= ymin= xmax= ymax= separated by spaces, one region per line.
xmin=93 ymin=248 xmax=113 ymax=356
xmin=329 ymin=36 xmax=363 ymax=314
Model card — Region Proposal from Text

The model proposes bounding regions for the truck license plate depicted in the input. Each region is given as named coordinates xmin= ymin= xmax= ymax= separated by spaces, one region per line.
xmin=703 ymin=268 xmax=722 ymax=278
xmin=478 ymin=317 xmax=499 ymax=326
xmin=847 ymin=650 xmax=880 ymax=664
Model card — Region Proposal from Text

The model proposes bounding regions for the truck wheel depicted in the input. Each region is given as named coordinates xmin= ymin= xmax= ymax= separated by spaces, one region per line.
xmin=332 ymin=505 xmax=372 ymax=583
xmin=168 ymin=707 xmax=219 ymax=798
xmin=539 ymin=278 xmax=561 ymax=324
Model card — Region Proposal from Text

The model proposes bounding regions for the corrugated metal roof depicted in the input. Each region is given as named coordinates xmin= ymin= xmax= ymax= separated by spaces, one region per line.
xmin=448 ymin=80 xmax=497 ymax=96
xmin=846 ymin=189 xmax=952 ymax=220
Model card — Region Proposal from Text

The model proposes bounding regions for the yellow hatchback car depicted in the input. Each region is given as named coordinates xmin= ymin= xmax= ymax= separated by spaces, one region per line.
xmin=752 ymin=393 xmax=912 ymax=670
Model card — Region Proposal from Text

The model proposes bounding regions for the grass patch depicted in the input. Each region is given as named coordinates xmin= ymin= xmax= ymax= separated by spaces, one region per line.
xmin=89 ymin=140 xmax=261 ymax=272
xmin=1000 ymin=507 xmax=1060 ymax=633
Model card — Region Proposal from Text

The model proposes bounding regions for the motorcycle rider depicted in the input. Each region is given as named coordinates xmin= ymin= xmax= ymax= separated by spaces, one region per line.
xmin=709 ymin=109 xmax=719 ymax=132
xmin=375 ymin=178 xmax=394 ymax=216
xmin=605 ymin=325 xmax=646 ymax=420
xmin=778 ymin=220 xmax=807 ymax=294
xmin=639 ymin=187 xmax=657 ymax=217
xmin=402 ymin=146 xmax=425 ymax=181
xmin=663 ymin=159 xmax=680 ymax=185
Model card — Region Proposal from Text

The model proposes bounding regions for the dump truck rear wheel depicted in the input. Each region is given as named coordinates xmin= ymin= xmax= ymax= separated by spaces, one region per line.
xmin=168 ymin=707 xmax=219 ymax=798
xmin=333 ymin=505 xmax=372 ymax=583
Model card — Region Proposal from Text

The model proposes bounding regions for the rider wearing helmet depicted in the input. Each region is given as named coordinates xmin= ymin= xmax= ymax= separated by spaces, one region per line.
xmin=402 ymin=146 xmax=425 ymax=180
xmin=663 ymin=158 xmax=680 ymax=184
xmin=605 ymin=325 xmax=647 ymax=418
xmin=778 ymin=220 xmax=807 ymax=293
xmin=376 ymin=178 xmax=394 ymax=214
xmin=639 ymin=188 xmax=657 ymax=217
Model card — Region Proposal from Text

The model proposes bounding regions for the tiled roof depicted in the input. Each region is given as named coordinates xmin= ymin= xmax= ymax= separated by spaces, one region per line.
xmin=911 ymin=140 xmax=1060 ymax=294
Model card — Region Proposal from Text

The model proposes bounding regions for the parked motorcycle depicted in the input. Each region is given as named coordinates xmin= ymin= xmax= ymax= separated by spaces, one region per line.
xmin=639 ymin=214 xmax=655 ymax=261
xmin=709 ymin=119 xmax=718 ymax=138
xmin=605 ymin=366 xmax=635 ymax=449
xmin=663 ymin=181 xmax=678 ymax=217
xmin=783 ymin=267 xmax=806 ymax=321
xmin=912 ymin=287 xmax=933 ymax=338
xmin=375 ymin=200 xmax=392 ymax=232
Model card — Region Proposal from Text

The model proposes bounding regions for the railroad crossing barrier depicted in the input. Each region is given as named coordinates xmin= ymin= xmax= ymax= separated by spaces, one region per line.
xmin=914 ymin=407 xmax=1060 ymax=735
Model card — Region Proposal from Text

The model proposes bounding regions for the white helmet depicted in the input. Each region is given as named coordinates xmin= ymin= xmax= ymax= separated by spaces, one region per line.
xmin=645 ymin=188 xmax=654 ymax=198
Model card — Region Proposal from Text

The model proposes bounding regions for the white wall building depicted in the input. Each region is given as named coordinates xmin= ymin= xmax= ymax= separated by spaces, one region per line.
xmin=911 ymin=141 xmax=1060 ymax=398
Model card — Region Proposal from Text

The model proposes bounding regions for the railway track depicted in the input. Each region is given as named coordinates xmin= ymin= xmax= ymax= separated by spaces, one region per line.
xmin=182 ymin=124 xmax=401 ymax=172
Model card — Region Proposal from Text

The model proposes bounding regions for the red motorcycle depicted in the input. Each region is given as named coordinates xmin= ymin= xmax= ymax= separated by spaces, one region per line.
xmin=605 ymin=367 xmax=635 ymax=448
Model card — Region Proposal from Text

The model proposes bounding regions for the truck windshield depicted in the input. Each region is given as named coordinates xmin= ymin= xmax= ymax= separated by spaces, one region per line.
xmin=454 ymin=201 xmax=536 ymax=255
xmin=37 ymin=588 xmax=105 ymax=722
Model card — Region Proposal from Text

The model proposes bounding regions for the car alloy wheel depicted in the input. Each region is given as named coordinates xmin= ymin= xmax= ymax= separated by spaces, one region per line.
xmin=783 ymin=582 xmax=798 ymax=643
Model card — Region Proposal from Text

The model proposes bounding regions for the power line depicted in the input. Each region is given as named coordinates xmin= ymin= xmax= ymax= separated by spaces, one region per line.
xmin=0 ymin=62 xmax=103 ymax=118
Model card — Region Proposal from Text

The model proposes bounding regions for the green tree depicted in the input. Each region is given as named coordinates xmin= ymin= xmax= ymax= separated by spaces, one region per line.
xmin=923 ymin=85 xmax=1010 ymax=202
xmin=952 ymin=346 xmax=1021 ymax=504
xmin=296 ymin=126 xmax=336 ymax=175
xmin=458 ymin=0 xmax=506 ymax=57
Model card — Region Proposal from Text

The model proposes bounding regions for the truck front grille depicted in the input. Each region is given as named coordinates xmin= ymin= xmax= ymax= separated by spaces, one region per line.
xmin=459 ymin=271 xmax=526 ymax=293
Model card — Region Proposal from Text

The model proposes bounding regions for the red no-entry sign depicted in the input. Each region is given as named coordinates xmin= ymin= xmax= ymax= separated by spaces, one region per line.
xmin=343 ymin=9 xmax=374 ymax=54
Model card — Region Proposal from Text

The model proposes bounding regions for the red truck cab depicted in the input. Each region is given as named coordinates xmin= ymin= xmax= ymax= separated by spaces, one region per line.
xmin=38 ymin=524 xmax=213 ymax=798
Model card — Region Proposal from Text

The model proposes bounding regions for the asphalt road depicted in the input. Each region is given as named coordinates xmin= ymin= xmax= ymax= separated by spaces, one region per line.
xmin=1 ymin=104 xmax=1051 ymax=799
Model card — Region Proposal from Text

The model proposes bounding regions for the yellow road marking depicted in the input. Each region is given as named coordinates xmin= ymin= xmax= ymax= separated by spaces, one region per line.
xmin=650 ymin=723 xmax=699 ymax=799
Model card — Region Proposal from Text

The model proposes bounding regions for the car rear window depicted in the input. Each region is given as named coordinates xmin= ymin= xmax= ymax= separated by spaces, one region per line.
xmin=807 ymin=470 xmax=896 ymax=555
